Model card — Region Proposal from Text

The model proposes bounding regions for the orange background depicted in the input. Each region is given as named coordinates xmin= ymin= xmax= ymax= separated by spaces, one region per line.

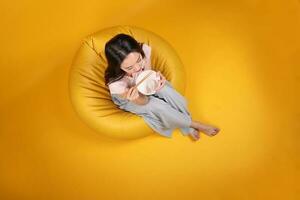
xmin=0 ymin=0 xmax=299 ymax=199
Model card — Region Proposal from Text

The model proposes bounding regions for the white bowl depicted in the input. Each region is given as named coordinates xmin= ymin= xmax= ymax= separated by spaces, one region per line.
xmin=135 ymin=70 xmax=160 ymax=95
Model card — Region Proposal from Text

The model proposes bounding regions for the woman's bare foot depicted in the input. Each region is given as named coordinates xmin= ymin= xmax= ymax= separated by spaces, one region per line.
xmin=188 ymin=129 xmax=200 ymax=141
xmin=191 ymin=121 xmax=220 ymax=137
xmin=201 ymin=126 xmax=220 ymax=137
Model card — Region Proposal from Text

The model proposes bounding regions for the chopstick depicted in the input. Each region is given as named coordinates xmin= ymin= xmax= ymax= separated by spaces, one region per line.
xmin=133 ymin=71 xmax=153 ymax=89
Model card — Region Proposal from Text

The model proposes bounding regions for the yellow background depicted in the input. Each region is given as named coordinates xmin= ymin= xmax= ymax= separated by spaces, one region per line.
xmin=0 ymin=0 xmax=299 ymax=199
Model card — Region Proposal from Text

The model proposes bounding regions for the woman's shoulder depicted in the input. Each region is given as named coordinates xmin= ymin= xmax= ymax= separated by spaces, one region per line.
xmin=142 ymin=43 xmax=151 ymax=48
xmin=142 ymin=43 xmax=152 ymax=70
xmin=142 ymin=43 xmax=152 ymax=54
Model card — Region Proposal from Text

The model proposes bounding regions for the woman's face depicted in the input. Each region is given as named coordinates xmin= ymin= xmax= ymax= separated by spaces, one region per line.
xmin=120 ymin=52 xmax=145 ymax=76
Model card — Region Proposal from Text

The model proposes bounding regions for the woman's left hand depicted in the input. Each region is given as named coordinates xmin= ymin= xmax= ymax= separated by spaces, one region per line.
xmin=154 ymin=71 xmax=166 ymax=92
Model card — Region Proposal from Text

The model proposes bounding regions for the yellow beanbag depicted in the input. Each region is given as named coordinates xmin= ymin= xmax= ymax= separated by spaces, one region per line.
xmin=69 ymin=25 xmax=186 ymax=139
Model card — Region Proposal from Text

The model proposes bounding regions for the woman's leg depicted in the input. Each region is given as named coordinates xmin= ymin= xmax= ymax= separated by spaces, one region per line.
xmin=153 ymin=81 xmax=220 ymax=138
xmin=123 ymin=95 xmax=194 ymax=138
xmin=152 ymin=81 xmax=197 ymax=136
xmin=190 ymin=120 xmax=220 ymax=136
xmin=153 ymin=81 xmax=189 ymax=114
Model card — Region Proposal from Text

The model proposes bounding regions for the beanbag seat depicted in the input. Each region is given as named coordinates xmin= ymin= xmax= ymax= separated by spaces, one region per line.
xmin=69 ymin=25 xmax=186 ymax=139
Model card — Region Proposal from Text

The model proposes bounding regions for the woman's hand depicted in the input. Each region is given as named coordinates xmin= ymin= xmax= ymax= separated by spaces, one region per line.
xmin=125 ymin=86 xmax=141 ymax=101
xmin=154 ymin=71 xmax=166 ymax=92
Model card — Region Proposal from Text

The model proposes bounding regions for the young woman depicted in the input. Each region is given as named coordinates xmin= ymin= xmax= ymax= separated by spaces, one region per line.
xmin=104 ymin=33 xmax=220 ymax=141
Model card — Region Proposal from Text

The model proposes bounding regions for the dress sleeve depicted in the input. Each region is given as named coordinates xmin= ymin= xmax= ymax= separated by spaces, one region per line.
xmin=142 ymin=43 xmax=152 ymax=70
xmin=110 ymin=93 xmax=129 ymax=108
xmin=108 ymin=80 xmax=128 ymax=94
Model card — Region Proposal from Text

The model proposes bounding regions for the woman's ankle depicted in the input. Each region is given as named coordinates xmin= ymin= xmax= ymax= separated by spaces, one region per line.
xmin=190 ymin=120 xmax=208 ymax=131
xmin=190 ymin=120 xmax=199 ymax=129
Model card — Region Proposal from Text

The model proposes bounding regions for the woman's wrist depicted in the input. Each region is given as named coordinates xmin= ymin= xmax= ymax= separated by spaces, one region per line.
xmin=125 ymin=90 xmax=149 ymax=105
xmin=138 ymin=93 xmax=149 ymax=104
xmin=138 ymin=92 xmax=146 ymax=97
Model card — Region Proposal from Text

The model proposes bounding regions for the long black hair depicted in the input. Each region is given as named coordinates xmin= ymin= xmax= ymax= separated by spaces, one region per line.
xmin=104 ymin=33 xmax=146 ymax=86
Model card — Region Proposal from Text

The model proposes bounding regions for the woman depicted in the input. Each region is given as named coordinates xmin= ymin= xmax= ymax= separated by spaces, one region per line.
xmin=104 ymin=33 xmax=220 ymax=141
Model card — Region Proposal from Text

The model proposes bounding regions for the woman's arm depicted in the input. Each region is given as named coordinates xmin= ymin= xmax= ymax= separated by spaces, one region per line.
xmin=118 ymin=88 xmax=149 ymax=105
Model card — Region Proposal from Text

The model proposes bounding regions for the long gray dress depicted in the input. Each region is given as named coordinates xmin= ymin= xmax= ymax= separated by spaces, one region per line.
xmin=110 ymin=80 xmax=196 ymax=138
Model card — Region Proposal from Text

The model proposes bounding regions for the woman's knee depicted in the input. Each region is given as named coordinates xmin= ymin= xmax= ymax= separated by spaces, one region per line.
xmin=122 ymin=101 xmax=149 ymax=114
xmin=146 ymin=97 xmax=170 ymax=112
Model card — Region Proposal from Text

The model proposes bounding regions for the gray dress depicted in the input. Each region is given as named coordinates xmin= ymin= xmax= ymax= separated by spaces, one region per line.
xmin=110 ymin=80 xmax=196 ymax=138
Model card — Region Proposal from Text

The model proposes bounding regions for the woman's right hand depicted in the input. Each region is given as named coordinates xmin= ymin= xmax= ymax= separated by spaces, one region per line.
xmin=125 ymin=86 xmax=141 ymax=101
